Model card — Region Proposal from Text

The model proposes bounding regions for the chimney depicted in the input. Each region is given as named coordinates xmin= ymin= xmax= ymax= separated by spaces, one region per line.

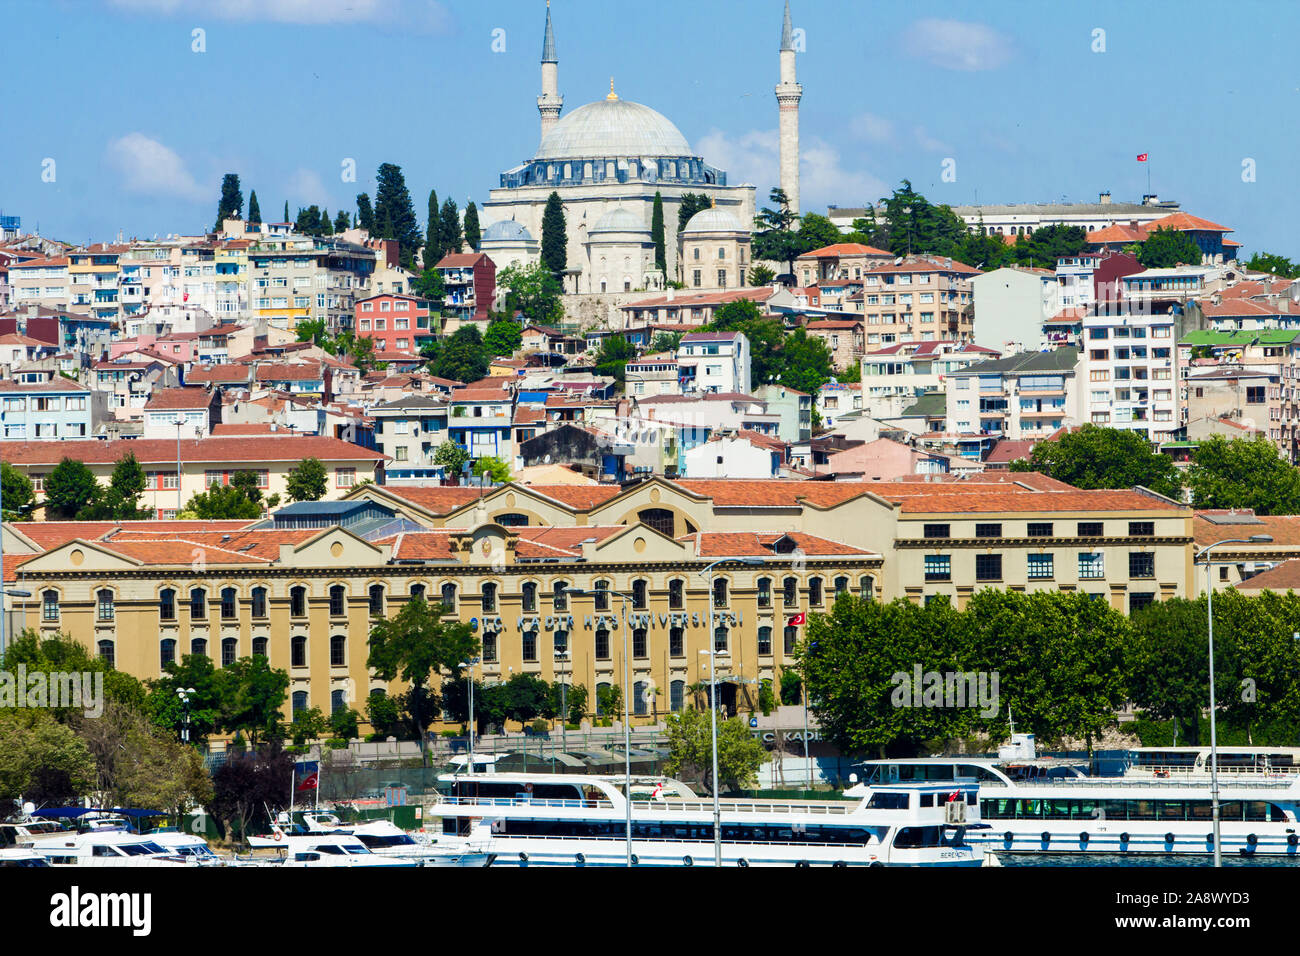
xmin=666 ymin=288 xmax=675 ymax=303
xmin=1098 ymin=191 xmax=1112 ymax=205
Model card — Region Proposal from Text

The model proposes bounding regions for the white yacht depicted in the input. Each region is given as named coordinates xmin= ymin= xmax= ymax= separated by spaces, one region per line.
xmin=34 ymin=831 xmax=195 ymax=867
xmin=0 ymin=847 xmax=51 ymax=867
xmin=246 ymin=827 xmax=418 ymax=867
xmin=424 ymin=772 xmax=991 ymax=867
xmin=286 ymin=812 xmax=494 ymax=867
xmin=146 ymin=830 xmax=229 ymax=866
xmin=0 ymin=819 xmax=70 ymax=848
xmin=856 ymin=737 xmax=1300 ymax=856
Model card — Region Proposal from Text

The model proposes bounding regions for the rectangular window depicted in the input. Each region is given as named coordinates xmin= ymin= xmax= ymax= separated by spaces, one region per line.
xmin=42 ymin=590 xmax=60 ymax=622
xmin=923 ymin=523 xmax=950 ymax=539
xmin=1130 ymin=592 xmax=1156 ymax=613
xmin=522 ymin=631 xmax=538 ymax=662
xmin=975 ymin=554 xmax=1002 ymax=582
xmin=1078 ymin=552 xmax=1104 ymax=579
xmin=1027 ymin=523 xmax=1054 ymax=538
xmin=1128 ymin=521 xmax=1155 ymax=537
xmin=1129 ymin=552 xmax=1155 ymax=578
xmin=1027 ymin=553 xmax=1054 ymax=580
xmin=336 ymin=467 xmax=356 ymax=488
xmin=595 ymin=629 xmax=610 ymax=660
xmin=924 ymin=555 xmax=951 ymax=582
xmin=975 ymin=523 xmax=1002 ymax=538
xmin=1077 ymin=522 xmax=1104 ymax=537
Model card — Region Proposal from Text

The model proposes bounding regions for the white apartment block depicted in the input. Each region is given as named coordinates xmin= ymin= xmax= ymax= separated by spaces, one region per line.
xmin=676 ymin=331 xmax=751 ymax=396
xmin=945 ymin=348 xmax=1083 ymax=440
xmin=1080 ymin=312 xmax=1179 ymax=441
xmin=861 ymin=340 xmax=1001 ymax=418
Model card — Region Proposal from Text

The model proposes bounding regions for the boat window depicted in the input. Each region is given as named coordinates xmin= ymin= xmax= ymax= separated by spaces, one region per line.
xmin=92 ymin=845 xmax=122 ymax=857
xmin=357 ymin=833 xmax=416 ymax=848
xmin=294 ymin=852 xmax=320 ymax=861
xmin=315 ymin=845 xmax=346 ymax=855
xmin=866 ymin=791 xmax=910 ymax=810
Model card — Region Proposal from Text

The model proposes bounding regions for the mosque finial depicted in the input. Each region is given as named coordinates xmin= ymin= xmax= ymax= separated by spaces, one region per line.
xmin=542 ymin=1 xmax=557 ymax=63
xmin=607 ymin=77 xmax=618 ymax=101
xmin=781 ymin=1 xmax=794 ymax=51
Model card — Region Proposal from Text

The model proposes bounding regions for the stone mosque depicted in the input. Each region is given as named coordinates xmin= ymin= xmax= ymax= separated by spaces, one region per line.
xmin=480 ymin=3 xmax=802 ymax=308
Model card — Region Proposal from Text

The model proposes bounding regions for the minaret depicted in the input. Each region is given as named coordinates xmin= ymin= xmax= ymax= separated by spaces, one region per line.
xmin=775 ymin=1 xmax=802 ymax=217
xmin=538 ymin=2 xmax=563 ymax=141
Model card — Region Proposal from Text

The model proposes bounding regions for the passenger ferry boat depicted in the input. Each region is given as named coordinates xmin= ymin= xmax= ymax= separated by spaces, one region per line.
xmin=424 ymin=772 xmax=991 ymax=867
xmin=856 ymin=737 xmax=1300 ymax=856
xmin=1126 ymin=746 xmax=1300 ymax=780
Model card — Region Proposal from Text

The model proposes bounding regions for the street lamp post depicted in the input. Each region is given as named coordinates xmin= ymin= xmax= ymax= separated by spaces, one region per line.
xmin=458 ymin=657 xmax=479 ymax=771
xmin=563 ymin=585 xmax=632 ymax=865
xmin=1197 ymin=534 xmax=1272 ymax=867
xmin=555 ymin=648 xmax=569 ymax=755
xmin=176 ymin=686 xmax=196 ymax=744
xmin=699 ymin=556 xmax=763 ymax=867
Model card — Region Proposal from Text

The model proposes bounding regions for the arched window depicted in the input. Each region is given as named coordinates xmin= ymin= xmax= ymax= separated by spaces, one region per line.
xmin=329 ymin=585 xmax=346 ymax=617
xmin=668 ymin=579 xmax=684 ymax=610
xmin=859 ymin=576 xmax=874 ymax=601
xmin=495 ymin=513 xmax=529 ymax=526
xmin=42 ymin=589 xmax=59 ymax=622
xmin=638 ymin=508 xmax=674 ymax=536
xmin=289 ymin=586 xmax=307 ymax=617
xmin=251 ymin=586 xmax=267 ymax=618
xmin=158 ymin=588 xmax=175 ymax=622
xmin=670 ymin=680 xmax=685 ymax=712
xmin=783 ymin=625 xmax=797 ymax=655
xmin=669 ymin=627 xmax=684 ymax=657
xmin=482 ymin=631 xmax=498 ymax=663
xmin=252 ymin=636 xmax=268 ymax=658
xmin=593 ymin=580 xmax=609 ymax=612
xmin=714 ymin=626 xmax=728 ymax=652
xmin=221 ymin=587 xmax=237 ymax=620
xmin=369 ymin=584 xmax=385 ymax=617
xmin=632 ymin=628 xmax=647 ymax=658
xmin=632 ymin=579 xmax=647 ymax=610
xmin=553 ymin=630 xmax=569 ymax=657
xmin=522 ymin=581 xmax=537 ymax=612
xmin=809 ymin=577 xmax=823 ymax=606
xmin=712 ymin=578 xmax=727 ymax=608
xmin=160 ymin=639 xmax=176 ymax=669
xmin=596 ymin=682 xmax=612 ymax=716
xmin=440 ymin=582 xmax=456 ymax=610
xmin=553 ymin=581 xmax=568 ymax=610
xmin=190 ymin=587 xmax=206 ymax=618
xmin=96 ymin=589 xmax=115 ymax=622
xmin=758 ymin=626 xmax=773 ymax=655
xmin=330 ymin=689 xmax=346 ymax=715
xmin=783 ymin=577 xmax=798 ymax=607
xmin=191 ymin=638 xmax=208 ymax=658
xmin=522 ymin=630 xmax=538 ymax=662
xmin=221 ymin=637 xmax=237 ymax=667
xmin=97 ymin=640 xmax=115 ymax=668
xmin=410 ymin=583 xmax=426 ymax=600
xmin=633 ymin=680 xmax=648 ymax=716
xmin=834 ymin=576 xmax=849 ymax=597
xmin=291 ymin=635 xmax=307 ymax=668
xmin=595 ymin=628 xmax=610 ymax=660
xmin=330 ymin=635 xmax=346 ymax=667
xmin=292 ymin=691 xmax=308 ymax=716
xmin=756 ymin=577 xmax=772 ymax=608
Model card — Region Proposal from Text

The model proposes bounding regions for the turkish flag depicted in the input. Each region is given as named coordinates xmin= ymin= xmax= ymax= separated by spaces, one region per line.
xmin=788 ymin=612 xmax=806 ymax=627
xmin=1135 ymin=153 xmax=1148 ymax=162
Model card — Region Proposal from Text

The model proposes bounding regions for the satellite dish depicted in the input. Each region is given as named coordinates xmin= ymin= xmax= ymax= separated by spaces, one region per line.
xmin=22 ymin=801 xmax=35 ymax=816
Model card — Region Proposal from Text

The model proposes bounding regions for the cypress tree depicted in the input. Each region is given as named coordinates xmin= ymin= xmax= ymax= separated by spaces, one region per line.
xmin=334 ymin=209 xmax=349 ymax=233
xmin=213 ymin=173 xmax=243 ymax=231
xmin=541 ymin=191 xmax=567 ymax=277
xmin=320 ymin=208 xmax=331 ymax=235
xmin=464 ymin=201 xmax=481 ymax=251
xmin=373 ymin=163 xmax=420 ymax=269
xmin=283 ymin=200 xmax=290 ymax=223
xmin=356 ymin=193 xmax=375 ymax=234
xmin=439 ymin=198 xmax=462 ymax=256
xmin=651 ymin=191 xmax=666 ymax=274
xmin=247 ymin=190 xmax=262 ymax=225
xmin=424 ymin=189 xmax=441 ymax=268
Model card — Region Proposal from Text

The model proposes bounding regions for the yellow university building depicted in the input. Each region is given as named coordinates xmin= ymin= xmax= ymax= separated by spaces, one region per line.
xmin=0 ymin=474 xmax=1194 ymax=731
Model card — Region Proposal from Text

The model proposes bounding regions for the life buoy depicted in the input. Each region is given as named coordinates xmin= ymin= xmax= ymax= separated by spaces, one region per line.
xmin=1165 ymin=832 xmax=1175 ymax=844
xmin=1040 ymin=831 xmax=1050 ymax=843
xmin=575 ymin=852 xmax=585 ymax=864
xmin=1288 ymin=834 xmax=1298 ymax=847
xmin=1120 ymin=832 xmax=1130 ymax=844
xmin=273 ymin=830 xmax=283 ymax=842
xmin=683 ymin=855 xmax=694 ymax=867
xmin=524 ymin=783 xmax=534 ymax=793
xmin=1079 ymin=832 xmax=1089 ymax=844
xmin=737 ymin=858 xmax=749 ymax=868
xmin=1246 ymin=833 xmax=1258 ymax=846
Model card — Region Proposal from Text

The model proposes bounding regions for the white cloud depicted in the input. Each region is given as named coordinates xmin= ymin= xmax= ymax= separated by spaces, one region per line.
xmin=105 ymin=133 xmax=207 ymax=200
xmin=108 ymin=0 xmax=451 ymax=32
xmin=849 ymin=113 xmax=896 ymax=145
xmin=697 ymin=128 xmax=888 ymax=211
xmin=286 ymin=168 xmax=331 ymax=207
xmin=913 ymin=126 xmax=953 ymax=153
xmin=903 ymin=18 xmax=1013 ymax=72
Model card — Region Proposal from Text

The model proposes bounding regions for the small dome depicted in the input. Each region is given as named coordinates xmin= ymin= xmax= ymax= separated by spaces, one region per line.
xmin=683 ymin=206 xmax=746 ymax=234
xmin=481 ymin=219 xmax=534 ymax=242
xmin=590 ymin=207 xmax=645 ymax=234
xmin=535 ymin=98 xmax=692 ymax=161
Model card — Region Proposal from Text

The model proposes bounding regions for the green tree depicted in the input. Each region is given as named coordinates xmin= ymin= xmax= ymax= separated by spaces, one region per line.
xmin=837 ymin=360 xmax=862 ymax=384
xmin=283 ymin=200 xmax=289 ymax=223
xmin=1187 ymin=435 xmax=1300 ymax=514
xmin=296 ymin=317 xmax=328 ymax=346
xmin=504 ymin=673 xmax=552 ymax=723
xmin=431 ymin=325 xmax=489 ymax=383
xmin=751 ymin=186 xmax=802 ymax=276
xmin=356 ymin=193 xmax=375 ymax=234
xmin=333 ymin=209 xmax=350 ymax=233
xmin=2 ymin=629 xmax=146 ymax=718
xmin=44 ymin=457 xmax=101 ymax=520
xmin=546 ymin=681 xmax=587 ymax=724
xmin=779 ymin=666 xmax=803 ymax=705
xmin=497 ymin=262 xmax=564 ymax=325
xmin=650 ymin=330 xmax=684 ymax=354
xmin=796 ymin=213 xmax=843 ymax=252
xmin=651 ymin=191 xmax=666 ymax=274
xmin=366 ymin=596 xmax=478 ymax=763
xmin=594 ymin=334 xmax=636 ymax=386
xmin=0 ymin=710 xmax=97 ymax=805
xmin=483 ymin=317 xmax=523 ymax=357
xmin=412 ymin=266 xmax=445 ymax=305
xmin=775 ymin=327 xmax=835 ymax=394
xmin=247 ymin=190 xmax=262 ymax=225
xmin=878 ymin=180 xmax=968 ymax=259
xmin=320 ymin=208 xmax=333 ymax=235
xmin=1127 ymin=598 xmax=1214 ymax=746
xmin=329 ymin=707 xmax=361 ymax=740
xmin=423 ymin=188 xmax=441 ymax=267
xmin=186 ymin=481 xmax=263 ymax=520
xmin=94 ymin=451 xmax=152 ymax=520
xmin=365 ymin=691 xmax=407 ymax=739
xmin=596 ymin=683 xmax=623 ymax=719
xmin=213 ymin=173 xmax=243 ymax=231
xmin=541 ymin=191 xmax=567 ymax=276
xmin=1 ymin=461 xmax=35 ymax=519
xmin=463 ymin=201 xmax=482 ymax=252
xmin=439 ymin=197 xmax=463 ymax=256
xmin=289 ymin=706 xmax=328 ymax=746
xmin=285 ymin=457 xmax=327 ymax=502
xmin=373 ymin=163 xmax=421 ymax=268
xmin=216 ymin=655 xmax=289 ymax=746
xmin=677 ymin=192 xmax=713 ymax=236
xmin=433 ymin=440 xmax=470 ymax=477
xmin=1138 ymin=227 xmax=1204 ymax=268
xmin=145 ymin=654 xmax=225 ymax=744
xmin=1008 ymin=424 xmax=1182 ymax=499
xmin=1244 ymin=252 xmax=1300 ymax=278
xmin=472 ymin=456 xmax=512 ymax=483
xmin=748 ymin=264 xmax=775 ymax=286
xmin=663 ymin=708 xmax=768 ymax=795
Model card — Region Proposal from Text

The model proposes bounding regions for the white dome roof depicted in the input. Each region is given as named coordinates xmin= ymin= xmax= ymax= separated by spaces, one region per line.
xmin=590 ymin=207 xmax=645 ymax=234
xmin=683 ymin=206 xmax=746 ymax=234
xmin=481 ymin=219 xmax=534 ymax=242
xmin=535 ymin=97 xmax=692 ymax=161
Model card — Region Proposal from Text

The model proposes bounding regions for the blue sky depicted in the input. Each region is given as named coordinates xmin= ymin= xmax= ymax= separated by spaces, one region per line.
xmin=3 ymin=0 xmax=1297 ymax=257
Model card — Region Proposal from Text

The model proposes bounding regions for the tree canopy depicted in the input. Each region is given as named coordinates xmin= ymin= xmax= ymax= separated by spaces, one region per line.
xmin=1138 ymin=227 xmax=1204 ymax=269
xmin=373 ymin=163 xmax=421 ymax=269
xmin=1008 ymin=424 xmax=1182 ymax=499
xmin=1186 ymin=435 xmax=1300 ymax=514
xmin=497 ymin=262 xmax=564 ymax=325
xmin=541 ymin=191 xmax=567 ymax=276
xmin=213 ymin=173 xmax=243 ymax=231
xmin=285 ymin=457 xmax=327 ymax=502
xmin=664 ymin=708 xmax=768 ymax=795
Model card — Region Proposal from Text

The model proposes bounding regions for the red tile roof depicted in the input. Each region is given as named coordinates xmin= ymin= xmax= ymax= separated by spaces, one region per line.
xmin=686 ymin=531 xmax=878 ymax=558
xmin=796 ymin=243 xmax=892 ymax=259
xmin=0 ymin=436 xmax=385 ymax=466
xmin=144 ymin=387 xmax=214 ymax=410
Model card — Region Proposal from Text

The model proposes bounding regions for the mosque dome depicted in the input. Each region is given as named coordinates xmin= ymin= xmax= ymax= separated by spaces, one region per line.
xmin=481 ymin=219 xmax=534 ymax=241
xmin=683 ymin=206 xmax=746 ymax=234
xmin=589 ymin=207 xmax=646 ymax=234
xmin=534 ymin=97 xmax=693 ymax=161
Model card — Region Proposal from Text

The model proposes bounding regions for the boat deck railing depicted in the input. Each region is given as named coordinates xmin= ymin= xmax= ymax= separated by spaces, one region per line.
xmin=631 ymin=799 xmax=858 ymax=816
xmin=995 ymin=776 xmax=1299 ymax=790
